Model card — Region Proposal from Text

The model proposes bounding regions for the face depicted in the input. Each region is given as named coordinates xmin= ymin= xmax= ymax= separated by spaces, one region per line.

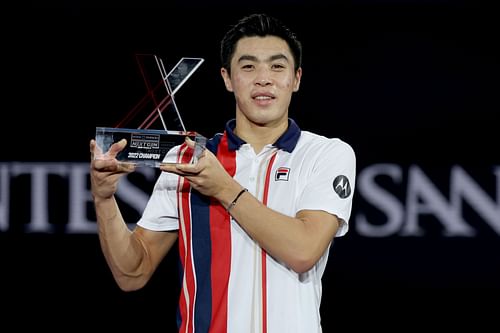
xmin=221 ymin=36 xmax=302 ymax=127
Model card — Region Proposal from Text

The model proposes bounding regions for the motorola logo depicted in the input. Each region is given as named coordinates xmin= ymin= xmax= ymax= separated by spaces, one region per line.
xmin=333 ymin=175 xmax=351 ymax=199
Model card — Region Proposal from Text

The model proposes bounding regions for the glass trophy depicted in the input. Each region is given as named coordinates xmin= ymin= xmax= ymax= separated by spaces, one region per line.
xmin=95 ymin=54 xmax=206 ymax=167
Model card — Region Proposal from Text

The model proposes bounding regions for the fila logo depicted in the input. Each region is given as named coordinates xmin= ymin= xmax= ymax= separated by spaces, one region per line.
xmin=275 ymin=167 xmax=290 ymax=181
xmin=333 ymin=175 xmax=351 ymax=199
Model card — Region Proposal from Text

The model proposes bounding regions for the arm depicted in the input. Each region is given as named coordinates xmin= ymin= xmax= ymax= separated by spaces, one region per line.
xmin=160 ymin=140 xmax=341 ymax=274
xmin=90 ymin=139 xmax=177 ymax=291
xmin=224 ymin=193 xmax=340 ymax=273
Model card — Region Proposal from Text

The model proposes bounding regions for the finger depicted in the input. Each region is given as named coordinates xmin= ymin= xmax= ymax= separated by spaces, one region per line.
xmin=107 ymin=139 xmax=127 ymax=158
xmin=92 ymin=158 xmax=117 ymax=171
xmin=160 ymin=162 xmax=198 ymax=176
xmin=90 ymin=139 xmax=104 ymax=160
xmin=117 ymin=162 xmax=136 ymax=173
xmin=159 ymin=163 xmax=178 ymax=173
xmin=175 ymin=162 xmax=200 ymax=174
xmin=184 ymin=137 xmax=195 ymax=149
xmin=93 ymin=159 xmax=135 ymax=174
xmin=90 ymin=139 xmax=95 ymax=159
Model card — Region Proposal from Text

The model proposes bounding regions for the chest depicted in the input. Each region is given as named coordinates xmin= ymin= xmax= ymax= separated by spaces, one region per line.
xmin=232 ymin=149 xmax=315 ymax=214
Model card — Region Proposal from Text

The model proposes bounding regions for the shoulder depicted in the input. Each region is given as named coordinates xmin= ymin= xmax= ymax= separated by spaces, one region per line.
xmin=297 ymin=131 xmax=355 ymax=158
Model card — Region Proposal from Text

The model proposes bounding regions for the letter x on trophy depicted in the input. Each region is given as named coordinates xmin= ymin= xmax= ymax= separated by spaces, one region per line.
xmin=95 ymin=54 xmax=206 ymax=167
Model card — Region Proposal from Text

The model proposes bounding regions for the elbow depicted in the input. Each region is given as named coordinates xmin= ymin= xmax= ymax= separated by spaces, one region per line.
xmin=114 ymin=274 xmax=148 ymax=292
xmin=286 ymin=253 xmax=320 ymax=274
xmin=285 ymin=241 xmax=331 ymax=273
xmin=288 ymin=259 xmax=316 ymax=274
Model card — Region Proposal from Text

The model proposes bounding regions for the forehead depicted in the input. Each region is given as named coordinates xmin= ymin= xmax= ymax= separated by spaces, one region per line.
xmin=233 ymin=36 xmax=293 ymax=61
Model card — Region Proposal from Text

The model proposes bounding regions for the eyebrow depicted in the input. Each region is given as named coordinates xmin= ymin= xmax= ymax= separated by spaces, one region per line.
xmin=237 ymin=53 xmax=290 ymax=63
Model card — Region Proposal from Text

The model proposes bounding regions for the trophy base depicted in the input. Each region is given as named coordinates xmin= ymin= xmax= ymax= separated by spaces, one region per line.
xmin=95 ymin=127 xmax=207 ymax=168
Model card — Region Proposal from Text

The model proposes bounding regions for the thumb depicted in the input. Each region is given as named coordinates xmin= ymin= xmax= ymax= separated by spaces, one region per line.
xmin=184 ymin=136 xmax=196 ymax=149
xmin=107 ymin=138 xmax=128 ymax=157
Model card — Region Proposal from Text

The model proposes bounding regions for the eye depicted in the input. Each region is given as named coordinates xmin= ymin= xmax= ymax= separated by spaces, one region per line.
xmin=271 ymin=63 xmax=286 ymax=71
xmin=241 ymin=64 xmax=255 ymax=71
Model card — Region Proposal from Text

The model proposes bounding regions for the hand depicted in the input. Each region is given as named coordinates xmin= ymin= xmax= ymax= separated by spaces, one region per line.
xmin=89 ymin=138 xmax=135 ymax=201
xmin=160 ymin=138 xmax=238 ymax=200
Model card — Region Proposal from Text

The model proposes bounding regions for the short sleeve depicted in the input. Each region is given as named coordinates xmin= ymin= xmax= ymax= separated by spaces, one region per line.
xmin=136 ymin=147 xmax=181 ymax=231
xmin=296 ymin=139 xmax=356 ymax=237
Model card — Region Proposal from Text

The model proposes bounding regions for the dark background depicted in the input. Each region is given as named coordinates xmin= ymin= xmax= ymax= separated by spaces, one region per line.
xmin=4 ymin=0 xmax=499 ymax=330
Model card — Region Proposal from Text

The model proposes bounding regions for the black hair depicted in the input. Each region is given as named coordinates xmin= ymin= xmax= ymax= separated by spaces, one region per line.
xmin=220 ymin=13 xmax=302 ymax=75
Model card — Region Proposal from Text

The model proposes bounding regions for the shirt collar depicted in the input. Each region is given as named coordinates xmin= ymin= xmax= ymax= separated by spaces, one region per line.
xmin=225 ymin=118 xmax=301 ymax=153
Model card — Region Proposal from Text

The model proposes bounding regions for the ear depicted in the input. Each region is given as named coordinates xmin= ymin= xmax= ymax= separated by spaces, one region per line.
xmin=293 ymin=67 xmax=302 ymax=92
xmin=221 ymin=68 xmax=233 ymax=92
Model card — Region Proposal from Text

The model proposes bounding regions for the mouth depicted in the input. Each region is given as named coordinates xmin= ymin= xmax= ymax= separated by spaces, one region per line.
xmin=253 ymin=95 xmax=274 ymax=101
xmin=252 ymin=94 xmax=275 ymax=107
xmin=252 ymin=92 xmax=275 ymax=100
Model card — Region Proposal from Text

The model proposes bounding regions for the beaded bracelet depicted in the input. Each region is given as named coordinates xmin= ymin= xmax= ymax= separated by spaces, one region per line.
xmin=227 ymin=188 xmax=248 ymax=212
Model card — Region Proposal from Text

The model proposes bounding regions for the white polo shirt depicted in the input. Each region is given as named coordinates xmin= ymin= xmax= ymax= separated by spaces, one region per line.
xmin=137 ymin=119 xmax=356 ymax=333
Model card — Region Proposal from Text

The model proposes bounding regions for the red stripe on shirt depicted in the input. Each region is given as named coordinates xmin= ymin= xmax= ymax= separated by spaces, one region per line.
xmin=177 ymin=143 xmax=195 ymax=333
xmin=261 ymin=151 xmax=277 ymax=333
xmin=209 ymin=132 xmax=236 ymax=333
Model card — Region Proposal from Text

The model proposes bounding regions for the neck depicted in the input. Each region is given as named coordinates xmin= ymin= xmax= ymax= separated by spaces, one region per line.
xmin=234 ymin=117 xmax=288 ymax=154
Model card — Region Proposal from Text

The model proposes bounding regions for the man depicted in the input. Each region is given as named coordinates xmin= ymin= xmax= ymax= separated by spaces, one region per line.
xmin=90 ymin=13 xmax=356 ymax=332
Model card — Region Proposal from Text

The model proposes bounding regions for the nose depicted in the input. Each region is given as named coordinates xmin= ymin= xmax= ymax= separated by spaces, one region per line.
xmin=255 ymin=77 xmax=272 ymax=86
xmin=255 ymin=67 xmax=272 ymax=86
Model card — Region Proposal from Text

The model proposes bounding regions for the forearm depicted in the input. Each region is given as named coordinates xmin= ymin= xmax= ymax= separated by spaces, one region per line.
xmin=222 ymin=188 xmax=338 ymax=273
xmin=94 ymin=196 xmax=151 ymax=290
xmin=161 ymin=146 xmax=338 ymax=272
